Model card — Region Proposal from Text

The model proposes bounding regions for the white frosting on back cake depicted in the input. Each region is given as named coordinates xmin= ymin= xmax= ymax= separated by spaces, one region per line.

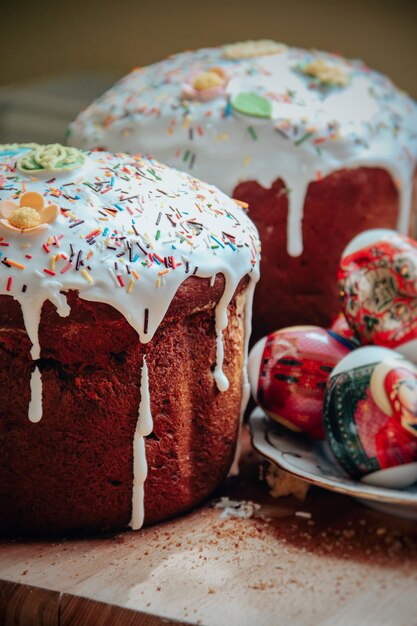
xmin=0 ymin=143 xmax=260 ymax=529
xmin=69 ymin=41 xmax=417 ymax=256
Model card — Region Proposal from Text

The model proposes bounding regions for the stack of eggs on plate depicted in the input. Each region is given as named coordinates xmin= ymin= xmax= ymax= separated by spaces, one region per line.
xmin=249 ymin=229 xmax=417 ymax=489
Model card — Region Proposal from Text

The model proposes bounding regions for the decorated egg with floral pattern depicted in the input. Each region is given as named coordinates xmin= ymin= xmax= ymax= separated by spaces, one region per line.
xmin=248 ymin=326 xmax=355 ymax=439
xmin=324 ymin=346 xmax=417 ymax=487
xmin=329 ymin=313 xmax=360 ymax=345
xmin=339 ymin=229 xmax=417 ymax=361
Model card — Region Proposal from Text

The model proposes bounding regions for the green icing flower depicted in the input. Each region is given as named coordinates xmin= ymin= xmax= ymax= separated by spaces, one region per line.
xmin=230 ymin=92 xmax=273 ymax=119
xmin=17 ymin=144 xmax=85 ymax=173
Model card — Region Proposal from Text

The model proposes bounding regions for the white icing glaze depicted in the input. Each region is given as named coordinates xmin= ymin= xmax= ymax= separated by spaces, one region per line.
xmin=28 ymin=367 xmax=42 ymax=423
xmin=213 ymin=269 xmax=234 ymax=392
xmin=0 ymin=144 xmax=260 ymax=529
xmin=130 ymin=356 xmax=153 ymax=530
xmin=229 ymin=277 xmax=257 ymax=476
xmin=69 ymin=44 xmax=417 ymax=256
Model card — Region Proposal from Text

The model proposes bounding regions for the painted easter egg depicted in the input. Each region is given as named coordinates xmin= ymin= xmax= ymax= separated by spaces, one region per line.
xmin=323 ymin=346 xmax=417 ymax=488
xmin=339 ymin=229 xmax=417 ymax=360
xmin=329 ymin=313 xmax=360 ymax=345
xmin=248 ymin=325 xmax=355 ymax=439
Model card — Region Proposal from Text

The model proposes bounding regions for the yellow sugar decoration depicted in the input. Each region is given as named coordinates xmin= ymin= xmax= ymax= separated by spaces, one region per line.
xmin=156 ymin=278 xmax=161 ymax=288
xmin=9 ymin=207 xmax=41 ymax=229
xmin=192 ymin=71 xmax=224 ymax=92
xmin=50 ymin=255 xmax=57 ymax=271
xmin=302 ymin=58 xmax=350 ymax=86
xmin=223 ymin=40 xmax=287 ymax=60
xmin=127 ymin=278 xmax=135 ymax=294
xmin=81 ymin=269 xmax=94 ymax=284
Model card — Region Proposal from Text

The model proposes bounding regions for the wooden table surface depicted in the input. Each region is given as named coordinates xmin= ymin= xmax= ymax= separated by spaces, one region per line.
xmin=1 ymin=430 xmax=417 ymax=626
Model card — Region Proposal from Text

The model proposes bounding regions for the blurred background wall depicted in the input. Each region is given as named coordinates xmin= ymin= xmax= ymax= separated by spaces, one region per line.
xmin=0 ymin=0 xmax=416 ymax=142
xmin=2 ymin=0 xmax=417 ymax=92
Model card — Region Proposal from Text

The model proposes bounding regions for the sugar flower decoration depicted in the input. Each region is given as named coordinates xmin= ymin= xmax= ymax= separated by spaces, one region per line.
xmin=17 ymin=144 xmax=85 ymax=174
xmin=299 ymin=58 xmax=350 ymax=87
xmin=0 ymin=191 xmax=59 ymax=233
xmin=223 ymin=40 xmax=287 ymax=60
xmin=182 ymin=67 xmax=228 ymax=102
xmin=231 ymin=92 xmax=273 ymax=118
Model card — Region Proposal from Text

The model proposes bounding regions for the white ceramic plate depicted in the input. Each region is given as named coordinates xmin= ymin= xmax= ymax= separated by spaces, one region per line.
xmin=249 ymin=408 xmax=417 ymax=519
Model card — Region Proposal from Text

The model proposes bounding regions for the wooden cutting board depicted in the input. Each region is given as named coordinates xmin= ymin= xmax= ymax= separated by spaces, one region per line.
xmin=1 ymin=430 xmax=417 ymax=626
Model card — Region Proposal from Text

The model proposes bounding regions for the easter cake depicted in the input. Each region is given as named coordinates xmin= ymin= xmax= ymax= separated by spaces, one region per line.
xmin=0 ymin=143 xmax=260 ymax=535
xmin=69 ymin=40 xmax=417 ymax=340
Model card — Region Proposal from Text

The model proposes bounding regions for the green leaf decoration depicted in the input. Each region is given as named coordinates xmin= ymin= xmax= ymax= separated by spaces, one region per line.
xmin=231 ymin=92 xmax=273 ymax=119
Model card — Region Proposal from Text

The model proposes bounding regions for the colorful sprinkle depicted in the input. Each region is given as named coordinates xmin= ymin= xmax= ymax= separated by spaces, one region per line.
xmin=81 ymin=269 xmax=94 ymax=284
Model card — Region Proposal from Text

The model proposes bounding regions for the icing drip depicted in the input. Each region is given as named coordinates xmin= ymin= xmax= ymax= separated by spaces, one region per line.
xmin=229 ymin=269 xmax=259 ymax=475
xmin=212 ymin=268 xmax=256 ymax=393
xmin=130 ymin=356 xmax=153 ymax=530
xmin=286 ymin=180 xmax=309 ymax=258
xmin=19 ymin=282 xmax=71 ymax=360
xmin=397 ymin=176 xmax=413 ymax=235
xmin=20 ymin=299 xmax=43 ymax=360
xmin=28 ymin=367 xmax=43 ymax=423
xmin=214 ymin=328 xmax=229 ymax=392
xmin=69 ymin=44 xmax=417 ymax=258
xmin=20 ymin=283 xmax=71 ymax=429
xmin=213 ymin=273 xmax=235 ymax=392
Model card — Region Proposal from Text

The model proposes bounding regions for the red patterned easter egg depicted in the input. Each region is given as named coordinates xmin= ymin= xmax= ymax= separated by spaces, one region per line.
xmin=329 ymin=313 xmax=360 ymax=345
xmin=248 ymin=325 xmax=355 ymax=439
xmin=324 ymin=346 xmax=417 ymax=487
xmin=339 ymin=229 xmax=417 ymax=359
